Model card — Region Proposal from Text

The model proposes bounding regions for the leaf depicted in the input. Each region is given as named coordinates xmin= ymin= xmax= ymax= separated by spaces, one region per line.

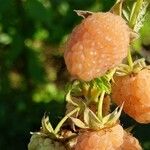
xmin=74 ymin=10 xmax=93 ymax=18
xmin=123 ymin=9 xmax=130 ymax=21
xmin=70 ymin=117 xmax=87 ymax=128
xmin=134 ymin=1 xmax=149 ymax=32
xmin=120 ymin=0 xmax=134 ymax=22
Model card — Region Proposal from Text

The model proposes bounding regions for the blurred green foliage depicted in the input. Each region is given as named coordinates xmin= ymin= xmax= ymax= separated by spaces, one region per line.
xmin=0 ymin=0 xmax=150 ymax=149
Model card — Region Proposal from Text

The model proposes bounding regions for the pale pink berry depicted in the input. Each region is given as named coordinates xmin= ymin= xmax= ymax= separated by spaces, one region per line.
xmin=112 ymin=69 xmax=150 ymax=123
xmin=64 ymin=12 xmax=130 ymax=81
xmin=74 ymin=124 xmax=124 ymax=150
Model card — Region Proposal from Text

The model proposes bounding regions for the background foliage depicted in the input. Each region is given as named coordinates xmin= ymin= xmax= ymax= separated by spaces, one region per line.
xmin=0 ymin=0 xmax=150 ymax=149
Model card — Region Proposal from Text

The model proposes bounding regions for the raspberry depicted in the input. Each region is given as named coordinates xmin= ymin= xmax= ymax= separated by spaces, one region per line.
xmin=112 ymin=69 xmax=150 ymax=123
xmin=74 ymin=124 xmax=124 ymax=150
xmin=64 ymin=12 xmax=130 ymax=81
xmin=120 ymin=132 xmax=142 ymax=150
xmin=28 ymin=134 xmax=66 ymax=150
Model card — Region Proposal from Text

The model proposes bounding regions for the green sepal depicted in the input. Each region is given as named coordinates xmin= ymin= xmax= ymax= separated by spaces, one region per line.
xmin=71 ymin=104 xmax=123 ymax=130
xmin=132 ymin=58 xmax=146 ymax=73
xmin=42 ymin=114 xmax=54 ymax=134
xmin=102 ymin=103 xmax=123 ymax=125
xmin=70 ymin=117 xmax=88 ymax=129
xmin=84 ymin=107 xmax=102 ymax=130
xmin=116 ymin=58 xmax=148 ymax=76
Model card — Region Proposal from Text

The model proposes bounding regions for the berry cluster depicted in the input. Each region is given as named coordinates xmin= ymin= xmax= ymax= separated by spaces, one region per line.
xmin=28 ymin=1 xmax=150 ymax=150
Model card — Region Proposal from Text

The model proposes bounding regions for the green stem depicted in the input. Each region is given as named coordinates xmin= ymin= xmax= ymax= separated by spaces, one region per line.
xmin=54 ymin=107 xmax=79 ymax=134
xmin=129 ymin=0 xmax=143 ymax=29
xmin=127 ymin=48 xmax=133 ymax=69
xmin=97 ymin=91 xmax=105 ymax=120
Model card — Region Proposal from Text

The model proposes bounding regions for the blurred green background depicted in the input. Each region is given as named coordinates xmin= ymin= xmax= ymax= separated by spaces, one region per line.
xmin=0 ymin=0 xmax=150 ymax=149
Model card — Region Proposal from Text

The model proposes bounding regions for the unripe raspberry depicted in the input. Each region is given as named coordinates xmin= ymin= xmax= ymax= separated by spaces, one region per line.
xmin=64 ymin=12 xmax=130 ymax=81
xmin=74 ymin=124 xmax=124 ymax=150
xmin=28 ymin=134 xmax=66 ymax=150
xmin=112 ymin=69 xmax=150 ymax=123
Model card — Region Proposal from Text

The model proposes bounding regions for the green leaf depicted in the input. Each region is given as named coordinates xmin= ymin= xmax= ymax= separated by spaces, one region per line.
xmin=134 ymin=1 xmax=149 ymax=32
xmin=120 ymin=0 xmax=135 ymax=22
xmin=128 ymin=0 xmax=149 ymax=31
xmin=123 ymin=9 xmax=130 ymax=21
